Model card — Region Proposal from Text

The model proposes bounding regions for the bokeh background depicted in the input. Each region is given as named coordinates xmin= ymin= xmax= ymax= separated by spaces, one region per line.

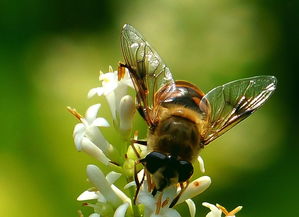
xmin=1 ymin=0 xmax=298 ymax=216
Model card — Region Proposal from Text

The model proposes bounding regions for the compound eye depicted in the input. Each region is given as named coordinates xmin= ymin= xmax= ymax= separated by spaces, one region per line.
xmin=177 ymin=160 xmax=194 ymax=182
xmin=140 ymin=152 xmax=167 ymax=174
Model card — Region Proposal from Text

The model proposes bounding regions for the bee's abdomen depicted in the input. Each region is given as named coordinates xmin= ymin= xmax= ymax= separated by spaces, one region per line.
xmin=148 ymin=116 xmax=201 ymax=162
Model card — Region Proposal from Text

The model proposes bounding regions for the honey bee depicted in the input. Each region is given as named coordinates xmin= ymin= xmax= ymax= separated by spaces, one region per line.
xmin=118 ymin=24 xmax=277 ymax=206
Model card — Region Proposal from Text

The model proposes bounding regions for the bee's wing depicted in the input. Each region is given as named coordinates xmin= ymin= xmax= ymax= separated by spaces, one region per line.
xmin=199 ymin=76 xmax=277 ymax=145
xmin=121 ymin=24 xmax=175 ymax=126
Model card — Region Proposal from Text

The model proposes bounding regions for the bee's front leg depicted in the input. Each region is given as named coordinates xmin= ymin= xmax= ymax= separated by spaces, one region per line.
xmin=132 ymin=139 xmax=147 ymax=146
xmin=133 ymin=161 xmax=145 ymax=204
xmin=169 ymin=181 xmax=189 ymax=208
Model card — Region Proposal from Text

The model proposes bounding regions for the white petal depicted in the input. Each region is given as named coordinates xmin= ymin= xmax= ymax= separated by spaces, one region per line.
xmin=74 ymin=132 xmax=84 ymax=151
xmin=206 ymin=211 xmax=222 ymax=217
xmin=73 ymin=123 xmax=85 ymax=136
xmin=100 ymin=72 xmax=118 ymax=94
xmin=122 ymin=69 xmax=134 ymax=88
xmin=202 ymin=202 xmax=218 ymax=212
xmin=93 ymin=117 xmax=110 ymax=127
xmin=185 ymin=199 xmax=196 ymax=217
xmin=85 ymin=104 xmax=101 ymax=123
xmin=96 ymin=192 xmax=107 ymax=203
xmin=87 ymin=165 xmax=122 ymax=207
xmin=113 ymin=202 xmax=129 ymax=217
xmin=81 ymin=138 xmax=110 ymax=165
xmin=119 ymin=95 xmax=135 ymax=132
xmin=197 ymin=155 xmax=205 ymax=173
xmin=121 ymin=78 xmax=134 ymax=89
xmin=162 ymin=186 xmax=177 ymax=202
xmin=88 ymin=87 xmax=104 ymax=98
xmin=202 ymin=202 xmax=222 ymax=217
xmin=106 ymin=171 xmax=122 ymax=184
xmin=77 ymin=190 xmax=100 ymax=201
xmin=137 ymin=191 xmax=155 ymax=212
xmin=158 ymin=208 xmax=181 ymax=217
xmin=137 ymin=169 xmax=145 ymax=181
xmin=111 ymin=185 xmax=131 ymax=204
xmin=124 ymin=181 xmax=136 ymax=189
xmin=178 ymin=176 xmax=211 ymax=204
xmin=89 ymin=213 xmax=100 ymax=217
xmin=114 ymin=84 xmax=128 ymax=115
xmin=100 ymin=71 xmax=115 ymax=81
xmin=104 ymin=82 xmax=118 ymax=95
xmin=105 ymin=91 xmax=116 ymax=120
xmin=84 ymin=126 xmax=110 ymax=153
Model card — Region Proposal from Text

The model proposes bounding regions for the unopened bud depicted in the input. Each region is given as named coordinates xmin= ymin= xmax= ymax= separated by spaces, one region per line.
xmin=119 ymin=95 xmax=135 ymax=136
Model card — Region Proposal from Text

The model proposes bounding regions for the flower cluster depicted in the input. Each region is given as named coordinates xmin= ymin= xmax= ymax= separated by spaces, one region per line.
xmin=68 ymin=66 xmax=243 ymax=217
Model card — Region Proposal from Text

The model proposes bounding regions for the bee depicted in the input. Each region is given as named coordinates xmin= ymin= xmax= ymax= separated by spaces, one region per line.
xmin=118 ymin=24 xmax=277 ymax=206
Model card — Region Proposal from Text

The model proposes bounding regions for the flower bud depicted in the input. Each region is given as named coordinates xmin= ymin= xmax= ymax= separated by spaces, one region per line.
xmin=119 ymin=95 xmax=135 ymax=137
xmin=87 ymin=165 xmax=123 ymax=208
xmin=178 ymin=176 xmax=211 ymax=204
xmin=81 ymin=138 xmax=110 ymax=165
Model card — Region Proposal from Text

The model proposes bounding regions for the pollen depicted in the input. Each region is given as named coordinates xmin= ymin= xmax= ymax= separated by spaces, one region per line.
xmin=162 ymin=198 xmax=170 ymax=208
xmin=216 ymin=204 xmax=243 ymax=216
xmin=67 ymin=106 xmax=82 ymax=121
xmin=193 ymin=181 xmax=200 ymax=187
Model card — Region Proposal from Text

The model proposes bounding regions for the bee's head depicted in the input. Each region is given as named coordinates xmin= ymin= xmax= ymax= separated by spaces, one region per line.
xmin=140 ymin=152 xmax=194 ymax=191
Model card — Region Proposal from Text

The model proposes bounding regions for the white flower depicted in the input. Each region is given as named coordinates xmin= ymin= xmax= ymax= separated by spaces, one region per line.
xmin=137 ymin=185 xmax=181 ymax=217
xmin=88 ymin=66 xmax=133 ymax=122
xmin=202 ymin=203 xmax=222 ymax=217
xmin=69 ymin=104 xmax=119 ymax=164
xmin=78 ymin=165 xmax=131 ymax=217
xmin=134 ymin=173 xmax=211 ymax=217
xmin=73 ymin=104 xmax=110 ymax=151
xmin=202 ymin=203 xmax=242 ymax=217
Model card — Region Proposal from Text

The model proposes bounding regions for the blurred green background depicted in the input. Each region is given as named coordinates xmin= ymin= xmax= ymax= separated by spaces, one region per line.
xmin=1 ymin=0 xmax=298 ymax=216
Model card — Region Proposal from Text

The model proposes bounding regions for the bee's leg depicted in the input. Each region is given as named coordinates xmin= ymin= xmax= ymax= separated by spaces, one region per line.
xmin=152 ymin=187 xmax=158 ymax=196
xmin=169 ymin=182 xmax=189 ymax=208
xmin=130 ymin=131 xmax=147 ymax=160
xmin=131 ymin=130 xmax=147 ymax=146
xmin=155 ymin=191 xmax=163 ymax=215
xmin=136 ymin=104 xmax=148 ymax=121
xmin=132 ymin=139 xmax=147 ymax=146
xmin=145 ymin=170 xmax=154 ymax=192
xmin=130 ymin=141 xmax=141 ymax=159
xmin=133 ymin=161 xmax=145 ymax=204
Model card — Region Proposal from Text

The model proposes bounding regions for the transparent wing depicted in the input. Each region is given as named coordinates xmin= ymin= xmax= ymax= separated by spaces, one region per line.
xmin=199 ymin=76 xmax=277 ymax=145
xmin=121 ymin=24 xmax=175 ymax=126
